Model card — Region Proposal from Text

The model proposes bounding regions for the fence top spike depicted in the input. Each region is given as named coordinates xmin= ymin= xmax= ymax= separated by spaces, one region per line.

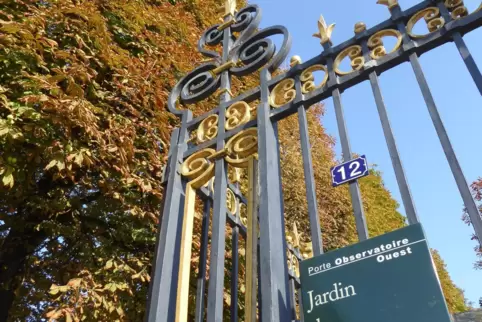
xmin=313 ymin=15 xmax=335 ymax=45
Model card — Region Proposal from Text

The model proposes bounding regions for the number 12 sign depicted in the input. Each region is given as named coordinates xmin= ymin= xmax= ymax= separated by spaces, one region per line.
xmin=331 ymin=155 xmax=369 ymax=187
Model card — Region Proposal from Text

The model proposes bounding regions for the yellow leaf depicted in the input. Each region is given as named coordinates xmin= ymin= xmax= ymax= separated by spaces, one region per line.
xmin=67 ymin=278 xmax=82 ymax=288
xmin=105 ymin=259 xmax=113 ymax=270
xmin=65 ymin=311 xmax=73 ymax=322
xmin=2 ymin=167 xmax=14 ymax=188
xmin=45 ymin=160 xmax=57 ymax=170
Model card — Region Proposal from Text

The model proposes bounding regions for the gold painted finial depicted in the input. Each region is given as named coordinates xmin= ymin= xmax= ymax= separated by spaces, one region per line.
xmin=290 ymin=55 xmax=302 ymax=68
xmin=377 ymin=0 xmax=399 ymax=9
xmin=354 ymin=22 xmax=367 ymax=34
xmin=225 ymin=0 xmax=236 ymax=16
xmin=313 ymin=15 xmax=335 ymax=45
xmin=292 ymin=222 xmax=301 ymax=248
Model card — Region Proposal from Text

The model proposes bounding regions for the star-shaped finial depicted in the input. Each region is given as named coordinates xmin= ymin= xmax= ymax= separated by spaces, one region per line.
xmin=377 ymin=0 xmax=399 ymax=9
xmin=313 ymin=15 xmax=335 ymax=45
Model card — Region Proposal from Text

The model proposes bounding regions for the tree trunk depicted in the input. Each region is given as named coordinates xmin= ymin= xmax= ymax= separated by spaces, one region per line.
xmin=0 ymin=227 xmax=46 ymax=322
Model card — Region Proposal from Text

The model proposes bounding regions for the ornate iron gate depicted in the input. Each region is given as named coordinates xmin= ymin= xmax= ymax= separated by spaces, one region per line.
xmin=146 ymin=0 xmax=482 ymax=321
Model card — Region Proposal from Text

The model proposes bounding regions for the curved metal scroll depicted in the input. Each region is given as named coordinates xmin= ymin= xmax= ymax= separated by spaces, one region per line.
xmin=167 ymin=4 xmax=292 ymax=115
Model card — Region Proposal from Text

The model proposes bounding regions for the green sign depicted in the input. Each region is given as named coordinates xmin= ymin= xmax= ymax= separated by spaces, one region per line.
xmin=299 ymin=224 xmax=451 ymax=322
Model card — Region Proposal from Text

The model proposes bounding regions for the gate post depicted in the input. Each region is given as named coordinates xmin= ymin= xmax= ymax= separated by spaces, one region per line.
xmin=257 ymin=68 xmax=292 ymax=322
xmin=146 ymin=113 xmax=192 ymax=322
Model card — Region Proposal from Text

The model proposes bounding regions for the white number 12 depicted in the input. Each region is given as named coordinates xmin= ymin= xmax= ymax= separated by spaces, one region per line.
xmin=337 ymin=161 xmax=362 ymax=180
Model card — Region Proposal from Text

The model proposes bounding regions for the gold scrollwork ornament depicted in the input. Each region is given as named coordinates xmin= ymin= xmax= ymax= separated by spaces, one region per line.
xmin=368 ymin=29 xmax=403 ymax=60
xmin=226 ymin=101 xmax=251 ymax=131
xmin=225 ymin=128 xmax=258 ymax=168
xmin=226 ymin=188 xmax=237 ymax=213
xmin=445 ymin=0 xmax=468 ymax=19
xmin=300 ymin=65 xmax=329 ymax=93
xmin=407 ymin=7 xmax=445 ymax=39
xmin=197 ymin=115 xmax=219 ymax=144
xmin=269 ymin=78 xmax=296 ymax=108
xmin=181 ymin=149 xmax=216 ymax=188
xmin=334 ymin=45 xmax=364 ymax=76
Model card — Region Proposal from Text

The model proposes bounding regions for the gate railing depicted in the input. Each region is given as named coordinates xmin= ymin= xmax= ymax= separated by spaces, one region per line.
xmin=146 ymin=0 xmax=482 ymax=321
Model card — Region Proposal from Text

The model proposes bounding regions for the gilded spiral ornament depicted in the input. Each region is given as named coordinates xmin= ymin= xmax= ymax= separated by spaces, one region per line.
xmin=445 ymin=0 xmax=468 ymax=19
xmin=407 ymin=7 xmax=445 ymax=39
xmin=225 ymin=128 xmax=258 ymax=168
xmin=226 ymin=101 xmax=252 ymax=131
xmin=334 ymin=45 xmax=364 ymax=76
xmin=368 ymin=29 xmax=402 ymax=60
xmin=181 ymin=149 xmax=216 ymax=188
xmin=227 ymin=188 xmax=237 ymax=214
xmin=269 ymin=78 xmax=296 ymax=108
xmin=197 ymin=115 xmax=219 ymax=144
xmin=300 ymin=65 xmax=329 ymax=94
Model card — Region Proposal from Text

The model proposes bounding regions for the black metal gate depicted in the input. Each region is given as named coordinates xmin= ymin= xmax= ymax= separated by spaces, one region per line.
xmin=146 ymin=0 xmax=482 ymax=321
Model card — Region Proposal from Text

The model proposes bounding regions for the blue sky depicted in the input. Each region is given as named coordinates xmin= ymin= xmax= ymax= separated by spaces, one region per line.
xmin=249 ymin=0 xmax=482 ymax=305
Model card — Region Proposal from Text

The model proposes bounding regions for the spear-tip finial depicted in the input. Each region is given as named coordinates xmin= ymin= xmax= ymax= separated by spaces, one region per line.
xmin=293 ymin=222 xmax=301 ymax=248
xmin=313 ymin=15 xmax=335 ymax=45
xmin=225 ymin=0 xmax=236 ymax=16
xmin=377 ymin=0 xmax=399 ymax=9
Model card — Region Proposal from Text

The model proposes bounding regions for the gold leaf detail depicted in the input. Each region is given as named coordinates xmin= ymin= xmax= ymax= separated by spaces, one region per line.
xmin=290 ymin=55 xmax=302 ymax=68
xmin=226 ymin=101 xmax=251 ymax=131
xmin=312 ymin=15 xmax=335 ymax=45
xmin=334 ymin=45 xmax=364 ymax=76
xmin=407 ymin=7 xmax=445 ymax=39
xmin=197 ymin=115 xmax=218 ymax=144
xmin=181 ymin=149 xmax=216 ymax=189
xmin=269 ymin=79 xmax=296 ymax=108
xmin=368 ymin=29 xmax=402 ymax=60
xmin=226 ymin=188 xmax=237 ymax=213
xmin=225 ymin=128 xmax=258 ymax=168
xmin=377 ymin=0 xmax=399 ymax=9
xmin=300 ymin=64 xmax=329 ymax=93
xmin=354 ymin=22 xmax=367 ymax=34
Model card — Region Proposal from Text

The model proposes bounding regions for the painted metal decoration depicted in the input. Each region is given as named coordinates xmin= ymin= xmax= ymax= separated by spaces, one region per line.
xmin=146 ymin=0 xmax=482 ymax=321
xmin=331 ymin=155 xmax=369 ymax=187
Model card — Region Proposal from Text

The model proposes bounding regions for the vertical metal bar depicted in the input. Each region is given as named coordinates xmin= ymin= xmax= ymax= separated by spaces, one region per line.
xmin=452 ymin=33 xmax=482 ymax=96
xmin=194 ymin=199 xmax=211 ymax=322
xmin=257 ymin=68 xmax=291 ymax=322
xmin=246 ymin=158 xmax=258 ymax=322
xmin=435 ymin=2 xmax=482 ymax=96
xmin=408 ymin=53 xmax=482 ymax=241
xmin=146 ymin=111 xmax=191 ymax=322
xmin=359 ymin=39 xmax=419 ymax=225
xmin=332 ymin=87 xmax=369 ymax=241
xmin=391 ymin=5 xmax=482 ymax=243
xmin=297 ymin=106 xmax=323 ymax=255
xmin=231 ymin=223 xmax=239 ymax=322
xmin=288 ymin=278 xmax=297 ymax=320
xmin=206 ymin=13 xmax=233 ymax=321
xmin=368 ymin=72 xmax=419 ymax=224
